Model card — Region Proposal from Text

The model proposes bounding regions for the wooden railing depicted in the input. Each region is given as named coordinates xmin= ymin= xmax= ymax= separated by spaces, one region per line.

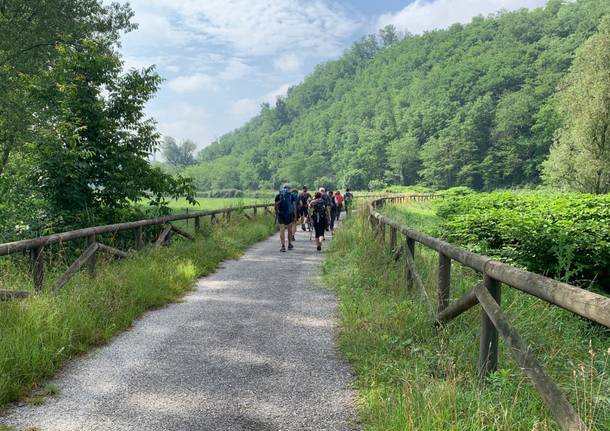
xmin=368 ymin=195 xmax=610 ymax=431
xmin=0 ymin=203 xmax=275 ymax=298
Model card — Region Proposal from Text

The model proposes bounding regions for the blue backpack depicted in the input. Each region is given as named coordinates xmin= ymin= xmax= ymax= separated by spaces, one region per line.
xmin=278 ymin=188 xmax=292 ymax=217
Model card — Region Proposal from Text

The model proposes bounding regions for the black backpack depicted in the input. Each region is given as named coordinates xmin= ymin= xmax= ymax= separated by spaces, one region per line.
xmin=312 ymin=199 xmax=327 ymax=223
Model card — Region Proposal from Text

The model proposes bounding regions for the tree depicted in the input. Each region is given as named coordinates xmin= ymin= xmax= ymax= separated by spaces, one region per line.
xmin=379 ymin=24 xmax=401 ymax=47
xmin=543 ymin=16 xmax=610 ymax=194
xmin=161 ymin=136 xmax=197 ymax=168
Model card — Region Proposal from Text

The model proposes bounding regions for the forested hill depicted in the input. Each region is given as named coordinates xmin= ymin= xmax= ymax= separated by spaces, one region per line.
xmin=191 ymin=0 xmax=610 ymax=191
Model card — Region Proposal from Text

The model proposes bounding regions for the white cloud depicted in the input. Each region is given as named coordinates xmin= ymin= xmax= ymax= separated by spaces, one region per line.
xmin=167 ymin=73 xmax=216 ymax=93
xmin=231 ymin=98 xmax=259 ymax=117
xmin=128 ymin=0 xmax=361 ymax=57
xmin=219 ymin=58 xmax=253 ymax=80
xmin=122 ymin=12 xmax=190 ymax=48
xmin=377 ymin=0 xmax=549 ymax=34
xmin=273 ymin=53 xmax=302 ymax=73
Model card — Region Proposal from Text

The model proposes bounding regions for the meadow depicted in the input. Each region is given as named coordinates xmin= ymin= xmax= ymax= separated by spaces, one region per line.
xmin=323 ymin=197 xmax=609 ymax=430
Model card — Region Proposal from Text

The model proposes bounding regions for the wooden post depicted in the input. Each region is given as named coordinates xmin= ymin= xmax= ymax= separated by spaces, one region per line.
xmin=253 ymin=207 xmax=257 ymax=216
xmin=31 ymin=246 xmax=44 ymax=291
xmin=194 ymin=216 xmax=201 ymax=234
xmin=390 ymin=226 xmax=397 ymax=252
xmin=211 ymin=214 xmax=216 ymax=225
xmin=226 ymin=210 xmax=231 ymax=222
xmin=405 ymin=237 xmax=415 ymax=290
xmin=135 ymin=226 xmax=144 ymax=250
xmin=379 ymin=221 xmax=385 ymax=243
xmin=478 ymin=274 xmax=501 ymax=380
xmin=87 ymin=235 xmax=96 ymax=276
xmin=438 ymin=252 xmax=451 ymax=313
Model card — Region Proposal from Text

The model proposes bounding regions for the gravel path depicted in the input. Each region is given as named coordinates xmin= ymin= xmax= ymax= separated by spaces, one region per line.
xmin=1 ymin=225 xmax=356 ymax=431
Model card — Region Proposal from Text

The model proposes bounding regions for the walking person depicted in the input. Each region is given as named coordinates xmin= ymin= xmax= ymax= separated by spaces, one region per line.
xmin=275 ymin=184 xmax=297 ymax=252
xmin=344 ymin=189 xmax=354 ymax=217
xmin=291 ymin=188 xmax=299 ymax=241
xmin=299 ymin=186 xmax=311 ymax=231
xmin=309 ymin=191 xmax=328 ymax=251
xmin=334 ymin=190 xmax=343 ymax=221
xmin=328 ymin=191 xmax=337 ymax=232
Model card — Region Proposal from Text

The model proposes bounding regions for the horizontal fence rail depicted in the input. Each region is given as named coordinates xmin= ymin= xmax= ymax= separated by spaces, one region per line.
xmin=367 ymin=195 xmax=610 ymax=431
xmin=0 ymin=202 xmax=276 ymax=298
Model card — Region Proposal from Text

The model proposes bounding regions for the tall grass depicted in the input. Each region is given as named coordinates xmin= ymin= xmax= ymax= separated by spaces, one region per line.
xmin=0 ymin=214 xmax=276 ymax=408
xmin=323 ymin=211 xmax=609 ymax=430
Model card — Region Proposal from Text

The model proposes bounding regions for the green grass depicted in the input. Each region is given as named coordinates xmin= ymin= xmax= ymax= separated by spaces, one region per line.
xmin=323 ymin=210 xmax=609 ymax=430
xmin=0 ymin=213 xmax=276 ymax=409
xmin=148 ymin=197 xmax=270 ymax=213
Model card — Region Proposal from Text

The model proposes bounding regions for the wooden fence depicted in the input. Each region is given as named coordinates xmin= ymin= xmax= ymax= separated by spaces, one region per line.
xmin=368 ymin=195 xmax=610 ymax=431
xmin=0 ymin=203 xmax=276 ymax=299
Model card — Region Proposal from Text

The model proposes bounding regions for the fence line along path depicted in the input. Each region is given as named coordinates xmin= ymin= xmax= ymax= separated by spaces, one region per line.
xmin=1 ymin=220 xmax=356 ymax=431
xmin=369 ymin=195 xmax=610 ymax=431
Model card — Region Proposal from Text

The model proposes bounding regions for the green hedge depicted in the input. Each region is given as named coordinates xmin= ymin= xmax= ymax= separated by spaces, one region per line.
xmin=437 ymin=192 xmax=610 ymax=291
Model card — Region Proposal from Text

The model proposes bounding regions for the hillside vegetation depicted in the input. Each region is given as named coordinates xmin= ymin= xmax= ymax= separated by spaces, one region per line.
xmin=193 ymin=0 xmax=610 ymax=192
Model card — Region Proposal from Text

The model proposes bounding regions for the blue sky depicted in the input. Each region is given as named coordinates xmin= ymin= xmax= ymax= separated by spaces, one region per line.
xmin=116 ymin=0 xmax=548 ymax=152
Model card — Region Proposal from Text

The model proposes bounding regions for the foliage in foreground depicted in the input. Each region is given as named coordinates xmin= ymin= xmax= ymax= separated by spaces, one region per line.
xmin=0 ymin=214 xmax=275 ymax=408
xmin=434 ymin=192 xmax=610 ymax=291
xmin=323 ymin=214 xmax=609 ymax=430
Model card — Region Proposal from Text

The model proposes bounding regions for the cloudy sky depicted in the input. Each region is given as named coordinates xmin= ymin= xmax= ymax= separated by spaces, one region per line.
xmin=117 ymin=0 xmax=549 ymax=151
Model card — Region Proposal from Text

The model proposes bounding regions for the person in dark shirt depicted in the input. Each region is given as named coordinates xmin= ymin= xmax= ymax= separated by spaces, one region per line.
xmin=298 ymin=186 xmax=312 ymax=231
xmin=274 ymin=184 xmax=297 ymax=252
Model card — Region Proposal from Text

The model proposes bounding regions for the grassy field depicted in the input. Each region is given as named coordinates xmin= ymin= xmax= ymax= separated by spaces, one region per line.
xmin=148 ymin=197 xmax=271 ymax=213
xmin=0 ymin=212 xmax=276 ymax=409
xmin=323 ymin=202 xmax=609 ymax=430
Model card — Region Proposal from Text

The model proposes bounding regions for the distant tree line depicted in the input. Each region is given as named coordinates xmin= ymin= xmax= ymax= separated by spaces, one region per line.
xmin=190 ymin=0 xmax=610 ymax=194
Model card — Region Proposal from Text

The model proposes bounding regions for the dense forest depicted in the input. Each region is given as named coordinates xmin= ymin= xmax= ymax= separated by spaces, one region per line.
xmin=191 ymin=0 xmax=610 ymax=192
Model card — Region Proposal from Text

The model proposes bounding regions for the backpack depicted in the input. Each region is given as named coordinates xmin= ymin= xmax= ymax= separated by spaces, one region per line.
xmin=291 ymin=190 xmax=299 ymax=211
xmin=345 ymin=192 xmax=353 ymax=204
xmin=312 ymin=199 xmax=327 ymax=223
xmin=277 ymin=188 xmax=292 ymax=217
xmin=335 ymin=194 xmax=344 ymax=206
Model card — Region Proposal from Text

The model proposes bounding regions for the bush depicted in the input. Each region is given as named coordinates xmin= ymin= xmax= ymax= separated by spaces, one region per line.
xmin=437 ymin=192 xmax=610 ymax=291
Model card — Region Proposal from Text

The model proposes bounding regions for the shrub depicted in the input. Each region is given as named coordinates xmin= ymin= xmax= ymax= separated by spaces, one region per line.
xmin=437 ymin=192 xmax=610 ymax=290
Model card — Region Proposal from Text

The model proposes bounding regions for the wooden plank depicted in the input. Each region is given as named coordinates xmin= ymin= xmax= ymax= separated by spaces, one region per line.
xmin=474 ymin=283 xmax=585 ymax=431
xmin=0 ymin=290 xmax=30 ymax=301
xmin=31 ymin=246 xmax=44 ymax=291
xmin=155 ymin=225 xmax=173 ymax=250
xmin=404 ymin=242 xmax=434 ymax=314
xmin=170 ymin=224 xmax=195 ymax=241
xmin=478 ymin=275 xmax=500 ymax=380
xmin=438 ymin=253 xmax=451 ymax=313
xmin=54 ymin=242 xmax=99 ymax=292
xmin=97 ymin=243 xmax=129 ymax=258
xmin=0 ymin=203 xmax=273 ymax=257
xmin=436 ymin=284 xmax=480 ymax=325
xmin=134 ymin=226 xmax=144 ymax=249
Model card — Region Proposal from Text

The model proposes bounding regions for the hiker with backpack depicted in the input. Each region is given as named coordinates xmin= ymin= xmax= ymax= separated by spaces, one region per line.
xmin=320 ymin=187 xmax=331 ymax=233
xmin=298 ymin=186 xmax=311 ymax=231
xmin=309 ymin=191 xmax=328 ymax=251
xmin=344 ymin=189 xmax=354 ymax=217
xmin=291 ymin=188 xmax=299 ymax=242
xmin=275 ymin=184 xmax=297 ymax=252
xmin=334 ymin=190 xmax=344 ymax=221
xmin=328 ymin=191 xmax=337 ymax=232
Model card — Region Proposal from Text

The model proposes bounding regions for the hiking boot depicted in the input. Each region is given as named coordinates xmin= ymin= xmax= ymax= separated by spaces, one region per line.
xmin=301 ymin=224 xmax=306 ymax=231
xmin=288 ymin=243 xmax=294 ymax=250
xmin=291 ymin=236 xmax=296 ymax=241
xmin=280 ymin=245 xmax=286 ymax=252
xmin=317 ymin=245 xmax=321 ymax=251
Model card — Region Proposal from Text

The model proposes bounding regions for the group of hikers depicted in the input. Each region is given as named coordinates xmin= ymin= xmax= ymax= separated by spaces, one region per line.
xmin=274 ymin=185 xmax=354 ymax=252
